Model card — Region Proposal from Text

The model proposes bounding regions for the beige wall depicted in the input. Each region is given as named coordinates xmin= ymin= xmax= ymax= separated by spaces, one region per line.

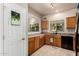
xmin=43 ymin=8 xmax=77 ymax=34
xmin=28 ymin=7 xmax=42 ymax=34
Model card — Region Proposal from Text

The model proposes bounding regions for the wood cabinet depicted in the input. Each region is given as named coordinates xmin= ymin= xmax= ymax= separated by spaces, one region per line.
xmin=66 ymin=16 xmax=76 ymax=29
xmin=39 ymin=35 xmax=45 ymax=47
xmin=28 ymin=37 xmax=35 ymax=55
xmin=53 ymin=35 xmax=61 ymax=47
xmin=28 ymin=35 xmax=45 ymax=55
xmin=28 ymin=34 xmax=75 ymax=55
xmin=35 ymin=36 xmax=40 ymax=50
xmin=45 ymin=35 xmax=50 ymax=45
xmin=45 ymin=34 xmax=54 ymax=45
xmin=41 ymin=20 xmax=48 ymax=30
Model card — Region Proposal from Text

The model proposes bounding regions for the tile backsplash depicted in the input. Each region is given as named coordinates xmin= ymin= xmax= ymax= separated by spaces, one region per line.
xmin=67 ymin=29 xmax=75 ymax=33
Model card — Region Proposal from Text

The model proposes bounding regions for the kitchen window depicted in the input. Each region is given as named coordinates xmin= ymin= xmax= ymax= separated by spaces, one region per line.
xmin=29 ymin=23 xmax=39 ymax=32
xmin=28 ymin=15 xmax=40 ymax=33
xmin=50 ymin=20 xmax=64 ymax=33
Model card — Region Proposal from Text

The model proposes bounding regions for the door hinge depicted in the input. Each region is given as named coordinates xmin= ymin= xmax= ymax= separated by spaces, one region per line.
xmin=3 ymin=35 xmax=5 ymax=40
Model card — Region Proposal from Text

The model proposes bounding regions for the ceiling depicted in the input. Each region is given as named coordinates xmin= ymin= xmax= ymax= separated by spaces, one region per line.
xmin=28 ymin=3 xmax=77 ymax=16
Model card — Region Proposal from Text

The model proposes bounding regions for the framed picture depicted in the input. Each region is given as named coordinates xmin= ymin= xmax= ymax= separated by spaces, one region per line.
xmin=11 ymin=11 xmax=20 ymax=26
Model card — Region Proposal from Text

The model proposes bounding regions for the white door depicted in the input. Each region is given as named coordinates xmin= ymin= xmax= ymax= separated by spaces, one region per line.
xmin=3 ymin=4 xmax=27 ymax=56
xmin=0 ymin=3 xmax=4 ymax=56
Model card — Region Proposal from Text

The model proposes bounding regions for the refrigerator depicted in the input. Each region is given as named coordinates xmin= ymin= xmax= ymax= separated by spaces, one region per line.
xmin=75 ymin=3 xmax=79 ymax=56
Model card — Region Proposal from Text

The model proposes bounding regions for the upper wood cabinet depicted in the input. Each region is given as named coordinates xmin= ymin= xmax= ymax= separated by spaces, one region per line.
xmin=66 ymin=16 xmax=76 ymax=29
xmin=41 ymin=20 xmax=48 ymax=30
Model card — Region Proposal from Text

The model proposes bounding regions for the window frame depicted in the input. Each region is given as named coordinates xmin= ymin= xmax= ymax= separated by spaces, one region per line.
xmin=49 ymin=20 xmax=64 ymax=33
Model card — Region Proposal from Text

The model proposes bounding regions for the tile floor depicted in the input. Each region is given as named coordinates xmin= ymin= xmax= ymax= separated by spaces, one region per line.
xmin=31 ymin=45 xmax=76 ymax=56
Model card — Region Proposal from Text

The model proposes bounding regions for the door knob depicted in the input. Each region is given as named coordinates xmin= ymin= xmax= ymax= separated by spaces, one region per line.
xmin=22 ymin=38 xmax=25 ymax=40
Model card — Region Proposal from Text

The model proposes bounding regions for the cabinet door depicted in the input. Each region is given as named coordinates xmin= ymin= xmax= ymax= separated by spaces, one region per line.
xmin=35 ymin=36 xmax=40 ymax=50
xmin=54 ymin=37 xmax=61 ymax=47
xmin=56 ymin=38 xmax=61 ymax=47
xmin=28 ymin=37 xmax=35 ymax=55
xmin=39 ymin=36 xmax=45 ymax=47
xmin=45 ymin=35 xmax=50 ymax=45
xmin=41 ymin=20 xmax=48 ymax=30
xmin=67 ymin=16 xmax=76 ymax=29
xmin=53 ymin=38 xmax=58 ymax=46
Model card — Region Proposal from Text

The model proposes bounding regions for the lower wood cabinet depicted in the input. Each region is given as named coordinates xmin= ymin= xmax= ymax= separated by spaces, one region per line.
xmin=45 ymin=34 xmax=55 ymax=45
xmin=28 ymin=37 xmax=35 ymax=55
xmin=53 ymin=35 xmax=61 ymax=47
xmin=39 ymin=35 xmax=45 ymax=47
xmin=28 ymin=34 xmax=75 ymax=55
xmin=53 ymin=37 xmax=61 ymax=47
xmin=35 ymin=36 xmax=40 ymax=50
xmin=45 ymin=35 xmax=50 ymax=45
xmin=28 ymin=35 xmax=45 ymax=55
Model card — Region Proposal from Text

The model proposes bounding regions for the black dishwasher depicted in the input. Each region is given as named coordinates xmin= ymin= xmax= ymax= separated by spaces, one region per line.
xmin=61 ymin=36 xmax=73 ymax=50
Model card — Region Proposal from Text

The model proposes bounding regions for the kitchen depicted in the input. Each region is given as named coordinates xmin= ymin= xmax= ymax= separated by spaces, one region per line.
xmin=28 ymin=3 xmax=78 ymax=56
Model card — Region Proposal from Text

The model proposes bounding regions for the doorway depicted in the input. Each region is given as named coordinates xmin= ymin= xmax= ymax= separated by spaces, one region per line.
xmin=2 ymin=3 xmax=28 ymax=56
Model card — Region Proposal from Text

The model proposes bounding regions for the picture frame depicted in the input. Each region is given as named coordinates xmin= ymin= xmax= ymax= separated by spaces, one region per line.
xmin=11 ymin=11 xmax=20 ymax=26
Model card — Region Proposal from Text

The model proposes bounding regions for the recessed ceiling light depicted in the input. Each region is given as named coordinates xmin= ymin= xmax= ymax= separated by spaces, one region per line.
xmin=56 ymin=10 xmax=58 ymax=12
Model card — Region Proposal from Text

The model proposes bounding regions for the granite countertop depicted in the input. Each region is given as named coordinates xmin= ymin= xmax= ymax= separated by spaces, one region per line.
xmin=28 ymin=33 xmax=76 ymax=38
xmin=28 ymin=33 xmax=45 ymax=38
